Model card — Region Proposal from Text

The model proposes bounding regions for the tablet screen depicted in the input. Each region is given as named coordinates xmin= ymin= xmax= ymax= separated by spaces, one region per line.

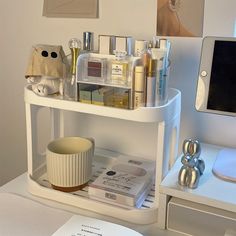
xmin=207 ymin=40 xmax=236 ymax=113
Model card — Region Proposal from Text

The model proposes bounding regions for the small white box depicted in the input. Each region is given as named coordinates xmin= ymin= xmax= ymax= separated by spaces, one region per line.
xmin=99 ymin=35 xmax=115 ymax=55
xmin=115 ymin=36 xmax=132 ymax=55
xmin=88 ymin=155 xmax=155 ymax=208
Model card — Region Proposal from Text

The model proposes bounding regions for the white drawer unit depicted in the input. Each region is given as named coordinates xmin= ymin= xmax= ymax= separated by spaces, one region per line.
xmin=167 ymin=197 xmax=236 ymax=236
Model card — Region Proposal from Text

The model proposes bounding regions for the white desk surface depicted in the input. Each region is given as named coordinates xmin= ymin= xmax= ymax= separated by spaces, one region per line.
xmin=0 ymin=173 xmax=183 ymax=236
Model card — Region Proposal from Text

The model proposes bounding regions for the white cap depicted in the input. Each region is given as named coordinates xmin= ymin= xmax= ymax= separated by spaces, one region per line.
xmin=134 ymin=40 xmax=148 ymax=57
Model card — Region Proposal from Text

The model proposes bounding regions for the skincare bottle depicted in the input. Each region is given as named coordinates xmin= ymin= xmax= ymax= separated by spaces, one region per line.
xmin=146 ymin=59 xmax=157 ymax=107
xmin=110 ymin=50 xmax=129 ymax=86
xmin=64 ymin=38 xmax=81 ymax=101
xmin=134 ymin=66 xmax=145 ymax=108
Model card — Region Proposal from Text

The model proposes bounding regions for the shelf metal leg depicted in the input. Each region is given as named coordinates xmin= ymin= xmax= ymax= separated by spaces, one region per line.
xmin=157 ymin=193 xmax=170 ymax=229
xmin=50 ymin=108 xmax=65 ymax=139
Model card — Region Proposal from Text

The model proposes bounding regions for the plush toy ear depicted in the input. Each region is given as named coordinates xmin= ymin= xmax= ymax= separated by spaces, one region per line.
xmin=183 ymin=139 xmax=201 ymax=157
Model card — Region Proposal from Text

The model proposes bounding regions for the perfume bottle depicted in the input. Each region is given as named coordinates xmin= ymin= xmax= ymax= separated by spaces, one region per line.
xmin=110 ymin=51 xmax=129 ymax=86
xmin=64 ymin=38 xmax=81 ymax=101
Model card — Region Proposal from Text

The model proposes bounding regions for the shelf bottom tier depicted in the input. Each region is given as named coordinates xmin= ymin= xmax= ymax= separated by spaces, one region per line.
xmin=28 ymin=152 xmax=158 ymax=224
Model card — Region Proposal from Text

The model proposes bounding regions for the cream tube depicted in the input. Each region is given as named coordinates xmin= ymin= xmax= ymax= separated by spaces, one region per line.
xmin=155 ymin=59 xmax=166 ymax=106
xmin=155 ymin=57 xmax=169 ymax=106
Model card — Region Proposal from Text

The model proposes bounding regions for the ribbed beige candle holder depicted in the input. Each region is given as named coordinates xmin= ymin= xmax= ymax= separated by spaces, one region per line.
xmin=46 ymin=136 xmax=94 ymax=192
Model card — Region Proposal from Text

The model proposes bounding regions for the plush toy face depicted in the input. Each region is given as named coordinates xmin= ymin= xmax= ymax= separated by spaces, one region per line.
xmin=25 ymin=44 xmax=67 ymax=79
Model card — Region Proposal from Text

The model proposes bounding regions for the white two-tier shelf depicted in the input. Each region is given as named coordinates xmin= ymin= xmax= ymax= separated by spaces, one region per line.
xmin=24 ymin=85 xmax=181 ymax=224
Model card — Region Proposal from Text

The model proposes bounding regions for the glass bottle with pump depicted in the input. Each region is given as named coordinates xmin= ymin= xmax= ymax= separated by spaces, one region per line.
xmin=64 ymin=38 xmax=81 ymax=101
xmin=110 ymin=50 xmax=129 ymax=86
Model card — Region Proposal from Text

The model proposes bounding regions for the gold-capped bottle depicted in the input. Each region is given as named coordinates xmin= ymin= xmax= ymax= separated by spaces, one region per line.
xmin=64 ymin=38 xmax=81 ymax=101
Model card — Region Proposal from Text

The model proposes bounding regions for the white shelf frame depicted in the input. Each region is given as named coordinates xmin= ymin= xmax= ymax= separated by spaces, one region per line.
xmin=24 ymin=85 xmax=181 ymax=224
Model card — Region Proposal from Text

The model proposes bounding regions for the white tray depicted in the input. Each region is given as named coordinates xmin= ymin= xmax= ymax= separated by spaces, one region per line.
xmin=28 ymin=151 xmax=158 ymax=224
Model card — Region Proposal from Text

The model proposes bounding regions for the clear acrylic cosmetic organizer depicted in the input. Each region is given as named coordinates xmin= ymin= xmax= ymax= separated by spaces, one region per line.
xmin=24 ymin=63 xmax=181 ymax=224
xmin=77 ymin=53 xmax=140 ymax=109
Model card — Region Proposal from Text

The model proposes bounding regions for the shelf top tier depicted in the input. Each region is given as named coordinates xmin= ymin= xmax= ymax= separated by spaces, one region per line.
xmin=24 ymin=85 xmax=181 ymax=123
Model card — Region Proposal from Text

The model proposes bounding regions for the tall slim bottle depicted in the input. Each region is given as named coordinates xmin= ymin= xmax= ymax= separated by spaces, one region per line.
xmin=134 ymin=66 xmax=145 ymax=108
xmin=146 ymin=59 xmax=157 ymax=107
xmin=64 ymin=38 xmax=81 ymax=101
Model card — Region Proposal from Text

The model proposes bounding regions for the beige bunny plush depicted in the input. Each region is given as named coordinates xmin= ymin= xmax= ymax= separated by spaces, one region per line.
xmin=25 ymin=44 xmax=68 ymax=96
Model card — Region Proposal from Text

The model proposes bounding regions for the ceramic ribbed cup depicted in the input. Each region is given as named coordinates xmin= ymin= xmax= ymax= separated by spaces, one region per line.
xmin=46 ymin=136 xmax=94 ymax=192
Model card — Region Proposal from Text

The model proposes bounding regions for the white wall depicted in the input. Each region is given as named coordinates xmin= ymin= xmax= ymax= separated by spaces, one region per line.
xmin=178 ymin=0 xmax=205 ymax=36
xmin=1 ymin=0 xmax=236 ymax=185
xmin=169 ymin=0 xmax=236 ymax=149
xmin=193 ymin=0 xmax=236 ymax=148
xmin=0 ymin=0 xmax=156 ymax=186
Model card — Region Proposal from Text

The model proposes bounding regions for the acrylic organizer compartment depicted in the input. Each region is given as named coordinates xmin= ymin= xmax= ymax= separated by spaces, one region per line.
xmin=76 ymin=53 xmax=140 ymax=109
xmin=24 ymin=85 xmax=181 ymax=225
xmin=77 ymin=53 xmax=140 ymax=87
